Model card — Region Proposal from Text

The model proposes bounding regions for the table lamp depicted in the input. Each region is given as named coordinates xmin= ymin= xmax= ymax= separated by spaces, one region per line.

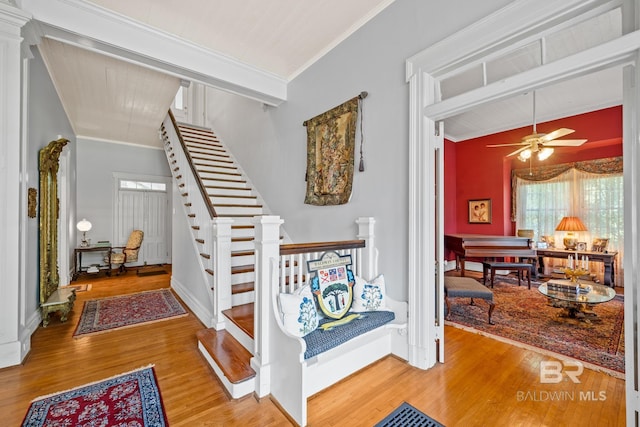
xmin=77 ymin=218 xmax=92 ymax=247
xmin=555 ymin=216 xmax=587 ymax=250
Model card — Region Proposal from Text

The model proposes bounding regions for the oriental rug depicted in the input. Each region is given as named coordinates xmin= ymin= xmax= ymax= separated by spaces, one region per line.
xmin=74 ymin=289 xmax=187 ymax=337
xmin=445 ymin=275 xmax=624 ymax=377
xmin=21 ymin=365 xmax=168 ymax=427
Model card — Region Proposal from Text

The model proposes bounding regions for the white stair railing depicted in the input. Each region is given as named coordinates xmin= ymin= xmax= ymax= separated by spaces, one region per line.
xmin=161 ymin=113 xmax=233 ymax=328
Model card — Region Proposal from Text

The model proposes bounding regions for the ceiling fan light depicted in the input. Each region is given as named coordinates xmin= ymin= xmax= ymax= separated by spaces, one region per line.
xmin=517 ymin=148 xmax=532 ymax=162
xmin=538 ymin=147 xmax=554 ymax=161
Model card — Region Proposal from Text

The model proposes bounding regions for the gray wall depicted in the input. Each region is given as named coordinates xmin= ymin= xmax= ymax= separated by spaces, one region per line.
xmin=76 ymin=138 xmax=171 ymax=248
xmin=26 ymin=48 xmax=76 ymax=313
xmin=204 ymin=0 xmax=513 ymax=300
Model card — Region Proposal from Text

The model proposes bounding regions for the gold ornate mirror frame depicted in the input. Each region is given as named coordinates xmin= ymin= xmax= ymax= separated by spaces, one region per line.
xmin=39 ymin=138 xmax=68 ymax=306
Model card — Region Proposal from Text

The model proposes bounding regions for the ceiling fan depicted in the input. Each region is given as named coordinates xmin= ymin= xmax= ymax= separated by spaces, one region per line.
xmin=487 ymin=91 xmax=587 ymax=161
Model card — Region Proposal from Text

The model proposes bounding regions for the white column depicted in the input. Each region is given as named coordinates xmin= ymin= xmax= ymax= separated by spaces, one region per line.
xmin=250 ymin=215 xmax=283 ymax=397
xmin=0 ymin=3 xmax=30 ymax=368
xmin=356 ymin=217 xmax=377 ymax=280
xmin=211 ymin=217 xmax=233 ymax=330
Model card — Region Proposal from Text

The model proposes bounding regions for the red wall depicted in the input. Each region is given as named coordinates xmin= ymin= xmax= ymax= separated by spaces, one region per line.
xmin=444 ymin=106 xmax=622 ymax=246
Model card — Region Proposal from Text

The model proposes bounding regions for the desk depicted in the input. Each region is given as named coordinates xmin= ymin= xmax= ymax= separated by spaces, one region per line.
xmin=73 ymin=245 xmax=112 ymax=280
xmin=536 ymin=248 xmax=618 ymax=287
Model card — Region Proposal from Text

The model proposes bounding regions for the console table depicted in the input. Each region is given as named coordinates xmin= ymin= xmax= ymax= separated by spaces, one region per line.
xmin=536 ymin=248 xmax=618 ymax=287
xmin=73 ymin=245 xmax=112 ymax=280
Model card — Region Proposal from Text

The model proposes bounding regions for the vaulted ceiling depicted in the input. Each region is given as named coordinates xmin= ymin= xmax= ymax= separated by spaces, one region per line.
xmin=21 ymin=0 xmax=623 ymax=148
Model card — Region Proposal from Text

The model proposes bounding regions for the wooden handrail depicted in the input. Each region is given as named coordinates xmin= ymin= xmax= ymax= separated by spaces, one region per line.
xmin=279 ymin=239 xmax=365 ymax=255
xmin=167 ymin=109 xmax=217 ymax=219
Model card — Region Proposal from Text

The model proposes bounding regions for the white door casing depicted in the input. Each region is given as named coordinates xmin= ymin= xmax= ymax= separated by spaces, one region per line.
xmin=406 ymin=2 xmax=640 ymax=424
xmin=113 ymin=173 xmax=172 ymax=266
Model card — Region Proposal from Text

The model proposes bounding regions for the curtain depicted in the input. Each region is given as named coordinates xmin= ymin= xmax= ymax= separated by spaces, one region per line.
xmin=513 ymin=157 xmax=623 ymax=285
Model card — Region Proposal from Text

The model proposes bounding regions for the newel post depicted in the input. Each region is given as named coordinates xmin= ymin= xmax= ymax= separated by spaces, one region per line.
xmin=251 ymin=215 xmax=283 ymax=397
xmin=211 ymin=217 xmax=233 ymax=330
xmin=356 ymin=217 xmax=377 ymax=280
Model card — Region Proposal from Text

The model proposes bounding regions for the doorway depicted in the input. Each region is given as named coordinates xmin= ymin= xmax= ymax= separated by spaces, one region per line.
xmin=406 ymin=1 xmax=640 ymax=422
xmin=113 ymin=173 xmax=172 ymax=267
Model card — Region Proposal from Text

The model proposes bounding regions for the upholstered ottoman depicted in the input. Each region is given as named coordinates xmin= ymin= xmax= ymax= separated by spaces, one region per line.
xmin=444 ymin=276 xmax=495 ymax=324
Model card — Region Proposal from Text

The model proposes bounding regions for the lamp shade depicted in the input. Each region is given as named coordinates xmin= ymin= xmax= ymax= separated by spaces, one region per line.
xmin=77 ymin=218 xmax=92 ymax=232
xmin=555 ymin=216 xmax=588 ymax=232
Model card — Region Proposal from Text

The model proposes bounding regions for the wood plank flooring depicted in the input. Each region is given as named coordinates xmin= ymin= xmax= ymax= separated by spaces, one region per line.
xmin=0 ymin=268 xmax=625 ymax=426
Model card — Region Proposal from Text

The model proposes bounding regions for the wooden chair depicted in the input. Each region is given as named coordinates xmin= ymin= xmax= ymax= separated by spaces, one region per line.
xmin=108 ymin=230 xmax=144 ymax=274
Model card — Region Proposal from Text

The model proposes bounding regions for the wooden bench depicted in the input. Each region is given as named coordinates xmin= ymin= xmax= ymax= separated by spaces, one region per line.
xmin=41 ymin=287 xmax=76 ymax=327
xmin=444 ymin=276 xmax=495 ymax=325
xmin=482 ymin=261 xmax=533 ymax=289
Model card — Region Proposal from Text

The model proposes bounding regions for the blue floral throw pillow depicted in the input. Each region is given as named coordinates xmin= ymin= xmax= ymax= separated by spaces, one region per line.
xmin=279 ymin=292 xmax=319 ymax=337
xmin=351 ymin=274 xmax=389 ymax=312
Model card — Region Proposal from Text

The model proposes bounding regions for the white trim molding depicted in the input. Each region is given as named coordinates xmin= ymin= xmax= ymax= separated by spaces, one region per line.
xmin=405 ymin=8 xmax=640 ymax=425
xmin=0 ymin=1 xmax=31 ymax=368
xmin=19 ymin=0 xmax=287 ymax=106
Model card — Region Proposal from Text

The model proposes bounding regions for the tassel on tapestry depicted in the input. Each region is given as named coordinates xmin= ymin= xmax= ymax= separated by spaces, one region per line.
xmin=303 ymin=93 xmax=365 ymax=206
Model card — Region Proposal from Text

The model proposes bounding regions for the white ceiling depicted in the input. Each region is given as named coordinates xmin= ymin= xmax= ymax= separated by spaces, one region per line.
xmin=25 ymin=0 xmax=624 ymax=148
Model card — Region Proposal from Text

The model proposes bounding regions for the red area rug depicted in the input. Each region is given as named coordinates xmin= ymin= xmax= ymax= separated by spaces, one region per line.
xmin=445 ymin=276 xmax=624 ymax=377
xmin=74 ymin=289 xmax=187 ymax=337
xmin=21 ymin=365 xmax=168 ymax=426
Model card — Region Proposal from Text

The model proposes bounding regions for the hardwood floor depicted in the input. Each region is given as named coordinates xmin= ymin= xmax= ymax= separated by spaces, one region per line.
xmin=0 ymin=268 xmax=625 ymax=426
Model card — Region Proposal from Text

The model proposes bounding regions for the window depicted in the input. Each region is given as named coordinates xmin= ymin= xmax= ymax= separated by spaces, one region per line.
xmin=514 ymin=161 xmax=623 ymax=284
xmin=119 ymin=180 xmax=166 ymax=192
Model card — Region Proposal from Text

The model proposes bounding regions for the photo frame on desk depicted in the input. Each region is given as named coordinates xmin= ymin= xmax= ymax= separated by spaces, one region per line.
xmin=576 ymin=242 xmax=587 ymax=251
xmin=468 ymin=199 xmax=491 ymax=224
xmin=591 ymin=238 xmax=609 ymax=252
xmin=541 ymin=235 xmax=555 ymax=248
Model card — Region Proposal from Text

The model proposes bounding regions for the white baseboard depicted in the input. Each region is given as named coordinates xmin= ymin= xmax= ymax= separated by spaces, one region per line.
xmin=171 ymin=276 xmax=215 ymax=327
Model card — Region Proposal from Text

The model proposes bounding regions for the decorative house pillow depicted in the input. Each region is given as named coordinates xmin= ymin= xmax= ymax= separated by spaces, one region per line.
xmin=351 ymin=274 xmax=389 ymax=312
xmin=278 ymin=293 xmax=319 ymax=337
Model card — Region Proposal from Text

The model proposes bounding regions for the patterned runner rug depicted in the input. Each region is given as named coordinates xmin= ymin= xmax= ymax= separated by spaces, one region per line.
xmin=21 ymin=365 xmax=168 ymax=426
xmin=74 ymin=289 xmax=187 ymax=337
xmin=446 ymin=276 xmax=624 ymax=377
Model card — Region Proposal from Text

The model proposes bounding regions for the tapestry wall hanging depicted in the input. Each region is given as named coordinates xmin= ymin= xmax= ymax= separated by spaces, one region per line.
xmin=303 ymin=94 xmax=363 ymax=206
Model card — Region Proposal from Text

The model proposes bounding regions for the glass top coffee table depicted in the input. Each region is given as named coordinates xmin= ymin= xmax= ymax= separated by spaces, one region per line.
xmin=538 ymin=279 xmax=616 ymax=323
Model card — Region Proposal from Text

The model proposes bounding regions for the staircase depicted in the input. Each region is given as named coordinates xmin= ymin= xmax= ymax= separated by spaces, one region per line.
xmin=162 ymin=116 xmax=267 ymax=398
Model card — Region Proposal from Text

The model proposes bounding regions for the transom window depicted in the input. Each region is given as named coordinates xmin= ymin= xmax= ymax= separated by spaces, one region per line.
xmin=119 ymin=180 xmax=166 ymax=192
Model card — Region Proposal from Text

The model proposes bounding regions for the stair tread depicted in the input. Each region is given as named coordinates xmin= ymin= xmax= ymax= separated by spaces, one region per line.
xmin=222 ymin=303 xmax=254 ymax=338
xmin=232 ymin=281 xmax=254 ymax=294
xmin=196 ymin=328 xmax=255 ymax=384
xmin=232 ymin=265 xmax=254 ymax=274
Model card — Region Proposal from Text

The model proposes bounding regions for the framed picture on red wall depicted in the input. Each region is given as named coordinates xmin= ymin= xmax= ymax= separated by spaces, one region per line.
xmin=468 ymin=199 xmax=491 ymax=224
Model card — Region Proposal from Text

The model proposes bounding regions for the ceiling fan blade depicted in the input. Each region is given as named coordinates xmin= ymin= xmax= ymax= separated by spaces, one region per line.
xmin=486 ymin=142 xmax=528 ymax=147
xmin=506 ymin=146 xmax=529 ymax=157
xmin=539 ymin=128 xmax=575 ymax=143
xmin=544 ymin=139 xmax=587 ymax=147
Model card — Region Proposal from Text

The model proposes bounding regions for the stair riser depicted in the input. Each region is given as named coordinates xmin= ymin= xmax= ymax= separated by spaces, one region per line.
xmin=199 ymin=172 xmax=244 ymax=181
xmin=205 ymin=181 xmax=249 ymax=190
xmin=216 ymin=207 xmax=263 ymax=216
xmin=231 ymin=228 xmax=255 ymax=238
xmin=208 ymin=188 xmax=253 ymax=197
xmin=191 ymin=155 xmax=234 ymax=166
xmin=196 ymin=166 xmax=239 ymax=175
xmin=231 ymin=290 xmax=254 ymax=307
xmin=197 ymin=343 xmax=255 ymax=399
xmin=232 ymin=254 xmax=255 ymax=267
xmin=194 ymin=159 xmax=234 ymax=168
xmin=232 ymin=271 xmax=255 ymax=284
xmin=210 ymin=196 xmax=259 ymax=205
xmin=231 ymin=240 xmax=255 ymax=251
